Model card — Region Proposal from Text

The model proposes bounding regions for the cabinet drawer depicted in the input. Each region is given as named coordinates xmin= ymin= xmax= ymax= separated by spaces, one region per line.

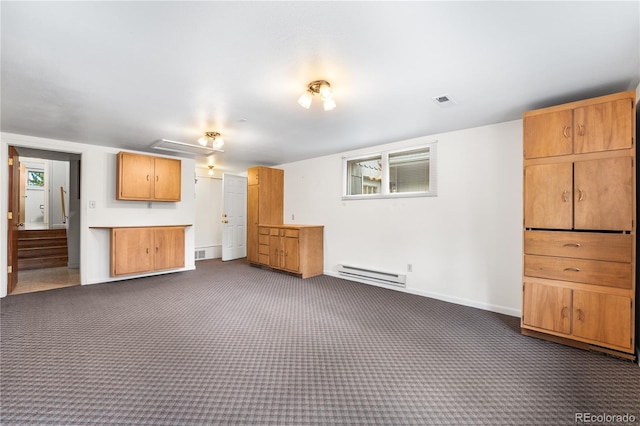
xmin=258 ymin=244 xmax=270 ymax=255
xmin=258 ymin=254 xmax=269 ymax=265
xmin=284 ymin=229 xmax=299 ymax=238
xmin=269 ymin=228 xmax=282 ymax=236
xmin=258 ymin=227 xmax=270 ymax=235
xmin=258 ymin=234 xmax=270 ymax=245
xmin=524 ymin=255 xmax=631 ymax=289
xmin=524 ymin=231 xmax=632 ymax=262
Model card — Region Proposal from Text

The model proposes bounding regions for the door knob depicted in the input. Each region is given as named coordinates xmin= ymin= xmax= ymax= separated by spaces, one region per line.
xmin=222 ymin=220 xmax=228 ymax=224
xmin=222 ymin=214 xmax=228 ymax=217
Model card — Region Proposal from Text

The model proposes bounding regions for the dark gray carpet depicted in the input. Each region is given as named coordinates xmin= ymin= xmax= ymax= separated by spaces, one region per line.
xmin=1 ymin=259 xmax=638 ymax=425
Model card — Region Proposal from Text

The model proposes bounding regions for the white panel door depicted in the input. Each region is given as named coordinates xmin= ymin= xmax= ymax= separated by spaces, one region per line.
xmin=222 ymin=174 xmax=247 ymax=261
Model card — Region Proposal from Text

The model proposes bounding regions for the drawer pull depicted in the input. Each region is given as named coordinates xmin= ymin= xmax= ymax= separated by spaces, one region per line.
xmin=562 ymin=126 xmax=571 ymax=138
xmin=562 ymin=243 xmax=582 ymax=248
xmin=563 ymin=267 xmax=581 ymax=272
xmin=578 ymin=189 xmax=585 ymax=201
xmin=561 ymin=190 xmax=569 ymax=202
xmin=561 ymin=306 xmax=569 ymax=318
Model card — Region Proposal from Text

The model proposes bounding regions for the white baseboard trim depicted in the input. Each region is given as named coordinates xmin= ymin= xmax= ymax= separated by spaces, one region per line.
xmin=324 ymin=270 xmax=521 ymax=318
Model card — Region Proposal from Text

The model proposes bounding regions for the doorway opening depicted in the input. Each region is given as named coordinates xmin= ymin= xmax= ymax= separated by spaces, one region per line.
xmin=8 ymin=146 xmax=81 ymax=295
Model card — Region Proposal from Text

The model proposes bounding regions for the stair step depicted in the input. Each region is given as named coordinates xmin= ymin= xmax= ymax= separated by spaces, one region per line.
xmin=19 ymin=256 xmax=68 ymax=270
xmin=18 ymin=237 xmax=68 ymax=249
xmin=18 ymin=246 xmax=69 ymax=259
xmin=18 ymin=229 xmax=67 ymax=240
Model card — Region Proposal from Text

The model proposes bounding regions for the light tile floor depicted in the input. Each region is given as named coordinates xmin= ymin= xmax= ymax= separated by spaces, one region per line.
xmin=13 ymin=267 xmax=80 ymax=295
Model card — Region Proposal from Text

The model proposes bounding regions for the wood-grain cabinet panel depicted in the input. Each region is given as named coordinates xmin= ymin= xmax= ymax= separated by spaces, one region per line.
xmin=521 ymin=90 xmax=636 ymax=357
xmin=117 ymin=152 xmax=181 ymax=202
xmin=110 ymin=226 xmax=185 ymax=276
xmin=524 ymin=231 xmax=632 ymax=262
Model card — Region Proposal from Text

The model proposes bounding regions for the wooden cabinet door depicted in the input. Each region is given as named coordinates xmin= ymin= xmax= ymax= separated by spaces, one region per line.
xmin=573 ymin=157 xmax=633 ymax=231
xmin=573 ymin=99 xmax=633 ymax=154
xmin=284 ymin=236 xmax=300 ymax=272
xmin=522 ymin=282 xmax=572 ymax=334
xmin=118 ymin=153 xmax=153 ymax=200
xmin=247 ymin=167 xmax=260 ymax=186
xmin=153 ymin=158 xmax=181 ymax=201
xmin=111 ymin=228 xmax=153 ymax=275
xmin=247 ymin=186 xmax=259 ymax=263
xmin=154 ymin=227 xmax=185 ymax=271
xmin=523 ymin=110 xmax=573 ymax=159
xmin=269 ymin=232 xmax=283 ymax=268
xmin=524 ymin=163 xmax=573 ymax=229
xmin=573 ymin=291 xmax=631 ymax=349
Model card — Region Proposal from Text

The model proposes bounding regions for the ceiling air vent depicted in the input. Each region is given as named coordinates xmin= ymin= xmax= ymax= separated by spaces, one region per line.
xmin=151 ymin=139 xmax=223 ymax=156
xmin=432 ymin=94 xmax=457 ymax=107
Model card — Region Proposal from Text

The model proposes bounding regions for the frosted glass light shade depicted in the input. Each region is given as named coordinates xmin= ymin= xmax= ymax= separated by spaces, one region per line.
xmin=322 ymin=97 xmax=336 ymax=111
xmin=198 ymin=136 xmax=208 ymax=146
xmin=298 ymin=91 xmax=313 ymax=109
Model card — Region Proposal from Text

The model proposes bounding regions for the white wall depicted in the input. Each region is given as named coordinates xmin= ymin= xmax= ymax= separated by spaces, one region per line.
xmin=280 ymin=120 xmax=523 ymax=316
xmin=48 ymin=159 xmax=70 ymax=228
xmin=1 ymin=133 xmax=197 ymax=297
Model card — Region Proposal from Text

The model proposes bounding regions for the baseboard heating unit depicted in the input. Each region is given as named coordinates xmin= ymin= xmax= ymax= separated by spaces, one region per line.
xmin=337 ymin=264 xmax=406 ymax=287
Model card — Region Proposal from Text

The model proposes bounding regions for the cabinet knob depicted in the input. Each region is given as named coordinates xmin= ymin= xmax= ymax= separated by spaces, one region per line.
xmin=561 ymin=190 xmax=570 ymax=202
xmin=578 ymin=124 xmax=585 ymax=136
xmin=578 ymin=189 xmax=585 ymax=202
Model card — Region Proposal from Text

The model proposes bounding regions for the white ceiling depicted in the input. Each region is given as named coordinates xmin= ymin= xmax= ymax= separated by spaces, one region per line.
xmin=2 ymin=1 xmax=639 ymax=173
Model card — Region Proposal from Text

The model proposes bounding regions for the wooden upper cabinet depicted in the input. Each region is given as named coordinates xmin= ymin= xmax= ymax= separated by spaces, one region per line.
xmin=117 ymin=152 xmax=154 ymax=200
xmin=573 ymin=99 xmax=633 ymax=154
xmin=153 ymin=157 xmax=181 ymax=201
xmin=523 ymin=110 xmax=573 ymax=159
xmin=117 ymin=152 xmax=181 ymax=202
xmin=524 ymin=163 xmax=573 ymax=229
xmin=523 ymin=92 xmax=634 ymax=159
xmin=573 ymin=157 xmax=633 ymax=231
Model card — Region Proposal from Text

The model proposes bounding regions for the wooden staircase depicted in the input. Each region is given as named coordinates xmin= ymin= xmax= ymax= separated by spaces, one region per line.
xmin=18 ymin=229 xmax=69 ymax=270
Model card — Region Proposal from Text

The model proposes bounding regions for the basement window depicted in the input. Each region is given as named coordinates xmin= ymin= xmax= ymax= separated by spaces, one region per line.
xmin=27 ymin=170 xmax=45 ymax=187
xmin=343 ymin=142 xmax=437 ymax=199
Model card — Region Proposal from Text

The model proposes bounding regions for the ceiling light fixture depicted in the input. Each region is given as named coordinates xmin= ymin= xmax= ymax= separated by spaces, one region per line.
xmin=198 ymin=131 xmax=225 ymax=149
xmin=298 ymin=80 xmax=336 ymax=111
xmin=207 ymin=165 xmax=214 ymax=176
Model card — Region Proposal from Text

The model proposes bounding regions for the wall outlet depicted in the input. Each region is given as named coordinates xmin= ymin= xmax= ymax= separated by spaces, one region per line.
xmin=407 ymin=264 xmax=413 ymax=272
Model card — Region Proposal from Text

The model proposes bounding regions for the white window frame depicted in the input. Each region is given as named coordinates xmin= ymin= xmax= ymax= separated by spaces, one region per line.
xmin=342 ymin=141 xmax=437 ymax=200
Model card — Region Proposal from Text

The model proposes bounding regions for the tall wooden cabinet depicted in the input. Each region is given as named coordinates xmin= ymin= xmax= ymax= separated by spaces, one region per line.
xmin=521 ymin=91 xmax=636 ymax=359
xmin=247 ymin=166 xmax=324 ymax=278
xmin=247 ymin=167 xmax=284 ymax=264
